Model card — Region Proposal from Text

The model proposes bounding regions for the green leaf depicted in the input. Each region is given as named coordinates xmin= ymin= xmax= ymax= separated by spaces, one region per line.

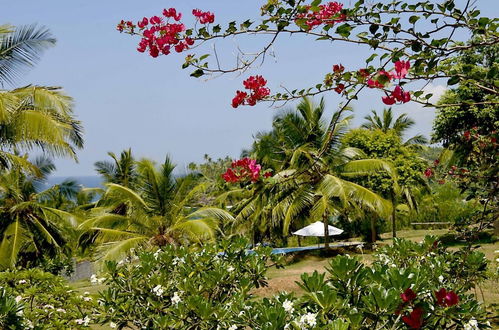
xmin=369 ymin=24 xmax=379 ymax=34
xmin=336 ymin=23 xmax=352 ymax=38
xmin=409 ymin=16 xmax=420 ymax=24
xmin=190 ymin=69 xmax=204 ymax=78
xmin=447 ymin=76 xmax=460 ymax=85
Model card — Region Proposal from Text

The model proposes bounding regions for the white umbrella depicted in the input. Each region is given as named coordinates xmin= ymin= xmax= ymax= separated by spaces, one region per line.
xmin=292 ymin=221 xmax=344 ymax=237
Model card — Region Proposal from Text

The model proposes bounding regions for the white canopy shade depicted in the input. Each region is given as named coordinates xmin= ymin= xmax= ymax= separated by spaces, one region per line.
xmin=292 ymin=221 xmax=344 ymax=237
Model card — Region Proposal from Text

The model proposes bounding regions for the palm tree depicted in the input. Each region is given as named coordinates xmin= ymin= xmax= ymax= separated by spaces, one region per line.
xmin=79 ymin=156 xmax=234 ymax=262
xmin=362 ymin=108 xmax=428 ymax=146
xmin=95 ymin=149 xmax=137 ymax=188
xmin=226 ymin=98 xmax=393 ymax=247
xmin=0 ymin=157 xmax=77 ymax=269
xmin=0 ymin=25 xmax=83 ymax=170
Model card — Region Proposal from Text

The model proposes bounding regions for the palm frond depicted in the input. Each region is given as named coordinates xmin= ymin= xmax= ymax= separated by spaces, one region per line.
xmin=0 ymin=24 xmax=56 ymax=86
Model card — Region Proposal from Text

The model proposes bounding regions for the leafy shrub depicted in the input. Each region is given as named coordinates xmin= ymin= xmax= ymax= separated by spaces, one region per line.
xmin=0 ymin=287 xmax=23 ymax=329
xmin=0 ymin=268 xmax=97 ymax=329
xmin=96 ymin=238 xmax=284 ymax=329
xmin=96 ymin=236 xmax=491 ymax=329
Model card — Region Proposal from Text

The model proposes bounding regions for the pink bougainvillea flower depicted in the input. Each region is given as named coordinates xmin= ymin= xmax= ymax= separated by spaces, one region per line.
xmin=333 ymin=64 xmax=344 ymax=73
xmin=137 ymin=17 xmax=149 ymax=29
xmin=401 ymin=288 xmax=417 ymax=303
xmin=435 ymin=288 xmax=459 ymax=307
xmin=232 ymin=75 xmax=270 ymax=108
xmin=222 ymin=158 xmax=265 ymax=183
xmin=295 ymin=2 xmax=344 ymax=29
xmin=392 ymin=85 xmax=411 ymax=103
xmin=150 ymin=16 xmax=162 ymax=24
xmin=424 ymin=168 xmax=433 ymax=178
xmin=392 ymin=60 xmax=410 ymax=79
xmin=382 ymin=95 xmax=396 ymax=105
xmin=463 ymin=130 xmax=471 ymax=140
xmin=163 ymin=8 xmax=182 ymax=21
xmin=402 ymin=307 xmax=424 ymax=329
xmin=232 ymin=91 xmax=248 ymax=108
xmin=192 ymin=9 xmax=215 ymax=24
xmin=334 ymin=83 xmax=345 ymax=94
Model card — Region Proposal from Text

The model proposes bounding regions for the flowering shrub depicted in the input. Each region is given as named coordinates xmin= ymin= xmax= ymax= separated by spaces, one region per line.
xmin=222 ymin=158 xmax=271 ymax=183
xmin=0 ymin=269 xmax=97 ymax=329
xmin=95 ymin=238 xmax=284 ymax=329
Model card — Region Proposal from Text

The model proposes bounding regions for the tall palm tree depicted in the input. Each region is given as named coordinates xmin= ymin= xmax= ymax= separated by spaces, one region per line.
xmin=226 ymin=98 xmax=393 ymax=247
xmin=0 ymin=24 xmax=83 ymax=170
xmin=0 ymin=157 xmax=77 ymax=269
xmin=95 ymin=149 xmax=137 ymax=188
xmin=80 ymin=156 xmax=234 ymax=262
xmin=362 ymin=108 xmax=428 ymax=146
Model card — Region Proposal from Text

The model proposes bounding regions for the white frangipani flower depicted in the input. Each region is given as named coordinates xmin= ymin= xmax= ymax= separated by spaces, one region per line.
xmin=282 ymin=299 xmax=294 ymax=313
xmin=152 ymin=285 xmax=164 ymax=296
xmin=227 ymin=265 xmax=235 ymax=272
xmin=110 ymin=322 xmax=117 ymax=328
xmin=228 ymin=325 xmax=237 ymax=330
xmin=18 ymin=280 xmax=27 ymax=285
xmin=15 ymin=295 xmax=22 ymax=303
xmin=299 ymin=312 xmax=317 ymax=327
xmin=171 ymin=291 xmax=181 ymax=304
xmin=463 ymin=318 xmax=479 ymax=330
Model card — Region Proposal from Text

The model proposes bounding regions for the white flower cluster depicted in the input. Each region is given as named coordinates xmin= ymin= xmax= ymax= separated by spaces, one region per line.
xmin=228 ymin=325 xmax=237 ymax=330
xmin=75 ymin=315 xmax=91 ymax=326
xmin=152 ymin=285 xmax=164 ymax=296
xmin=153 ymin=249 xmax=162 ymax=260
xmin=296 ymin=312 xmax=317 ymax=328
xmin=110 ymin=321 xmax=117 ymax=328
xmin=282 ymin=299 xmax=294 ymax=314
xmin=90 ymin=274 xmax=106 ymax=285
xmin=463 ymin=318 xmax=479 ymax=330
xmin=172 ymin=256 xmax=185 ymax=265
xmin=171 ymin=291 xmax=182 ymax=304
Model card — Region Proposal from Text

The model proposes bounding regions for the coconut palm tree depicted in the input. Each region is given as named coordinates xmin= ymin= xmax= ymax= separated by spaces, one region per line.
xmin=79 ymin=156 xmax=234 ymax=262
xmin=95 ymin=149 xmax=137 ymax=188
xmin=0 ymin=24 xmax=83 ymax=170
xmin=362 ymin=108 xmax=428 ymax=146
xmin=226 ymin=98 xmax=393 ymax=247
xmin=0 ymin=157 xmax=77 ymax=269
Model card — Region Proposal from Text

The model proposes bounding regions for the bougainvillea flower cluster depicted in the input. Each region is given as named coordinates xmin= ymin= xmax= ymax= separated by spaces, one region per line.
xmin=222 ymin=158 xmax=270 ymax=183
xmin=402 ymin=307 xmax=424 ymax=329
xmin=192 ymin=9 xmax=215 ymax=24
xmin=118 ymin=7 xmax=215 ymax=58
xmin=232 ymin=76 xmax=270 ymax=108
xmin=435 ymin=288 xmax=459 ymax=307
xmin=382 ymin=85 xmax=411 ymax=105
xmin=400 ymin=288 xmax=417 ymax=303
xmin=295 ymin=2 xmax=345 ymax=29
xmin=366 ymin=60 xmax=412 ymax=105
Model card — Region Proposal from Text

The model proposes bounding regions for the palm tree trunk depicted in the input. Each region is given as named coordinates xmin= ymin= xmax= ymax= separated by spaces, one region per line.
xmin=371 ymin=216 xmax=376 ymax=243
xmin=323 ymin=213 xmax=330 ymax=249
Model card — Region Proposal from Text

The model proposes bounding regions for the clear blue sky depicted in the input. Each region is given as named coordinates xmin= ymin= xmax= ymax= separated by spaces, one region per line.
xmin=4 ymin=0 xmax=498 ymax=177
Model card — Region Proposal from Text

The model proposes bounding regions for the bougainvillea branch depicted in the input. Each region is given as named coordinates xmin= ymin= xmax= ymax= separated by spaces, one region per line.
xmin=118 ymin=0 xmax=498 ymax=109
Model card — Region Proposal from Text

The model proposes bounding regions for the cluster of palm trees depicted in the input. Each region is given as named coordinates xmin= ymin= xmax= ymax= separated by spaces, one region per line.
xmin=0 ymin=23 xmax=432 ymax=269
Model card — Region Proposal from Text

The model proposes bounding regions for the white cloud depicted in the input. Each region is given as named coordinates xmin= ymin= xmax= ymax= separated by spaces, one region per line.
xmin=396 ymin=83 xmax=447 ymax=141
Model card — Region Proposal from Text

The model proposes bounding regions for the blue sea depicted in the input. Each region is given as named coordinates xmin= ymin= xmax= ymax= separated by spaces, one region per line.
xmin=44 ymin=176 xmax=104 ymax=189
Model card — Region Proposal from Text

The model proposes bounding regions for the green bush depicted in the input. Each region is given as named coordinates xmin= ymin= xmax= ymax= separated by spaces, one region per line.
xmin=0 ymin=268 xmax=97 ymax=329
xmin=95 ymin=236 xmax=491 ymax=329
